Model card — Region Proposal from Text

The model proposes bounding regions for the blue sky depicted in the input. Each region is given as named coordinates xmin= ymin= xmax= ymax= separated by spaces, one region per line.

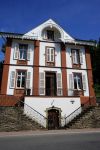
xmin=0 ymin=0 xmax=100 ymax=60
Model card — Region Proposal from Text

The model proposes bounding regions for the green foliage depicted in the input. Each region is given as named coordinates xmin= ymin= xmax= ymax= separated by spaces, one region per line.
xmin=94 ymin=84 xmax=100 ymax=97
xmin=90 ymin=38 xmax=100 ymax=96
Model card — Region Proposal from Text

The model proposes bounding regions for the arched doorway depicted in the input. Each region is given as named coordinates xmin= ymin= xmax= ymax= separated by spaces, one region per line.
xmin=47 ymin=107 xmax=61 ymax=129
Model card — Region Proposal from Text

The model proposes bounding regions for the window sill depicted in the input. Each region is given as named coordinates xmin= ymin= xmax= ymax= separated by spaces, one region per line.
xmin=73 ymin=90 xmax=84 ymax=96
xmin=16 ymin=87 xmax=25 ymax=90
xmin=73 ymin=89 xmax=83 ymax=91
xmin=17 ymin=60 xmax=27 ymax=65
xmin=72 ymin=64 xmax=81 ymax=69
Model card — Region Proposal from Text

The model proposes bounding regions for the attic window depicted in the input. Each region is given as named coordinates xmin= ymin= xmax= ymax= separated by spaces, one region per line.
xmin=47 ymin=30 xmax=54 ymax=40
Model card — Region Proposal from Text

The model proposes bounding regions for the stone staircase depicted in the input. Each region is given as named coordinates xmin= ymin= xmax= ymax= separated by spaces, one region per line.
xmin=66 ymin=106 xmax=100 ymax=129
xmin=0 ymin=107 xmax=45 ymax=132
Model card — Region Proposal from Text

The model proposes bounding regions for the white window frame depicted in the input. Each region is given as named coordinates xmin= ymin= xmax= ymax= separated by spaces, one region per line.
xmin=73 ymin=74 xmax=82 ymax=90
xmin=16 ymin=71 xmax=26 ymax=88
xmin=19 ymin=44 xmax=28 ymax=60
xmin=72 ymin=49 xmax=80 ymax=64
xmin=46 ymin=47 xmax=55 ymax=62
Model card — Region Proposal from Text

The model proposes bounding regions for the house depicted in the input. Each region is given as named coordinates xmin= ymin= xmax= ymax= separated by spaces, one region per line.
xmin=0 ymin=19 xmax=96 ymax=129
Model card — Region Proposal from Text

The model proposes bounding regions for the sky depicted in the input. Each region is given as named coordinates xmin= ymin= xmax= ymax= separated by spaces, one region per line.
xmin=0 ymin=0 xmax=100 ymax=60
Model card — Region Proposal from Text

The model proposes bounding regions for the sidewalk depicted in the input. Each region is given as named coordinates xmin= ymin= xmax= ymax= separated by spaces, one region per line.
xmin=0 ymin=128 xmax=100 ymax=137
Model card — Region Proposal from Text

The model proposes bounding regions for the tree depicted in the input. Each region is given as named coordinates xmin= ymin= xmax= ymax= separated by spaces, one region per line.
xmin=90 ymin=39 xmax=100 ymax=96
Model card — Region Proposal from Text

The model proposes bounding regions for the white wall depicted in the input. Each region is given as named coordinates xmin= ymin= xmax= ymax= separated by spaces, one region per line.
xmin=24 ymin=97 xmax=81 ymax=127
xmin=67 ymin=69 xmax=89 ymax=96
xmin=39 ymin=42 xmax=61 ymax=67
xmin=7 ymin=66 xmax=33 ymax=95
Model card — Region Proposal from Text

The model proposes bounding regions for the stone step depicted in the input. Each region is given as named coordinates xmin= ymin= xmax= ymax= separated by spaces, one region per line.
xmin=0 ymin=107 xmax=45 ymax=131
xmin=68 ymin=106 xmax=100 ymax=129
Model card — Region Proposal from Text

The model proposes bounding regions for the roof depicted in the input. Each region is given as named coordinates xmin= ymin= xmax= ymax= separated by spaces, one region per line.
xmin=0 ymin=32 xmax=37 ymax=40
xmin=0 ymin=19 xmax=96 ymax=46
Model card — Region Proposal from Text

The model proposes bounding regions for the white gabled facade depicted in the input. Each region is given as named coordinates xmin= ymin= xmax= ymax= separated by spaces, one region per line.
xmin=25 ymin=19 xmax=75 ymax=42
xmin=0 ymin=19 xmax=96 ymax=129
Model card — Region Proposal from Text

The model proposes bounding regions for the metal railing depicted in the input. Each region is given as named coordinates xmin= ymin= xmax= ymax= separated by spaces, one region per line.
xmin=17 ymin=100 xmax=47 ymax=128
xmin=18 ymin=99 xmax=91 ymax=129
xmin=64 ymin=100 xmax=91 ymax=127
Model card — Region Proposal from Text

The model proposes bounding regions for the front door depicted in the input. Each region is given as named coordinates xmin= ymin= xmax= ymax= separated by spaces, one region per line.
xmin=45 ymin=72 xmax=56 ymax=96
xmin=48 ymin=109 xmax=59 ymax=129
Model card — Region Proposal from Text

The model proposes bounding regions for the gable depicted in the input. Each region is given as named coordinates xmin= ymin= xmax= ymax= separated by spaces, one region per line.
xmin=24 ymin=19 xmax=75 ymax=42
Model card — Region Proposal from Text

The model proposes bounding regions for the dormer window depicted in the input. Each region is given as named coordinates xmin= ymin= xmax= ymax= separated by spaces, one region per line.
xmin=47 ymin=30 xmax=54 ymax=40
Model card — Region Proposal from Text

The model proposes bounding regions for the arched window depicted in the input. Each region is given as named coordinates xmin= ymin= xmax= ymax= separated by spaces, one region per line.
xmin=41 ymin=26 xmax=61 ymax=41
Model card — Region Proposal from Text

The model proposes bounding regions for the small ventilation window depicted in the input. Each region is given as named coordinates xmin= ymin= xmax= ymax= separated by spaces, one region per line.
xmin=47 ymin=30 xmax=54 ymax=40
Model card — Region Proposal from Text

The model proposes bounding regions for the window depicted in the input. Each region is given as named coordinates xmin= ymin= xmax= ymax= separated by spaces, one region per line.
xmin=46 ymin=47 xmax=55 ymax=62
xmin=71 ymin=49 xmax=83 ymax=66
xmin=47 ymin=30 xmax=54 ymax=40
xmin=72 ymin=49 xmax=80 ymax=64
xmin=13 ymin=43 xmax=32 ymax=61
xmin=73 ymin=73 xmax=82 ymax=90
xmin=19 ymin=44 xmax=28 ymax=60
xmin=16 ymin=71 xmax=26 ymax=88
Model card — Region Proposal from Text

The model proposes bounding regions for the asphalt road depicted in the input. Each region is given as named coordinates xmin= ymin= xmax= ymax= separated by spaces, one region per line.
xmin=0 ymin=131 xmax=100 ymax=150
